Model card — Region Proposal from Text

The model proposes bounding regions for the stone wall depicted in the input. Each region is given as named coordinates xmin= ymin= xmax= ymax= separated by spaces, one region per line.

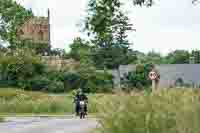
xmin=41 ymin=56 xmax=78 ymax=71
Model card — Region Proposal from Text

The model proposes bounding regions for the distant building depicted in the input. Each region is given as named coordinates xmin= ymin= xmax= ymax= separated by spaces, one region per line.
xmin=17 ymin=9 xmax=51 ymax=52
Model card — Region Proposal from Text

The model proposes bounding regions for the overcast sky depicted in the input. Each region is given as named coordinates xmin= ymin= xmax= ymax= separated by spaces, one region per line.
xmin=16 ymin=0 xmax=200 ymax=55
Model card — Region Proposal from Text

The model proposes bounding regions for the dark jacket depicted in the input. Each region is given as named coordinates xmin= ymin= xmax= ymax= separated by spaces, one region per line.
xmin=74 ymin=94 xmax=88 ymax=103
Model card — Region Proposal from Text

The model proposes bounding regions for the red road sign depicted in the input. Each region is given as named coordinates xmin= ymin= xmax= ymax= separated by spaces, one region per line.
xmin=149 ymin=71 xmax=158 ymax=80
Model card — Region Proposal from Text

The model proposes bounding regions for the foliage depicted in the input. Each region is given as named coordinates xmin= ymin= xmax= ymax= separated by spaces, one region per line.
xmin=191 ymin=50 xmax=200 ymax=64
xmin=50 ymin=48 xmax=67 ymax=57
xmin=0 ymin=88 xmax=103 ymax=114
xmin=69 ymin=37 xmax=92 ymax=61
xmin=0 ymin=0 xmax=33 ymax=46
xmin=64 ymin=69 xmax=113 ymax=93
xmin=133 ymin=0 xmax=153 ymax=6
xmin=135 ymin=50 xmax=195 ymax=64
xmin=175 ymin=77 xmax=184 ymax=87
xmin=0 ymin=48 xmax=45 ymax=82
xmin=0 ymin=48 xmax=68 ymax=92
xmin=85 ymin=0 xmax=135 ymax=69
xmin=144 ymin=51 xmax=164 ymax=64
xmin=121 ymin=63 xmax=153 ymax=90
xmin=46 ymin=81 xmax=65 ymax=93
xmin=0 ymin=48 xmax=113 ymax=93
xmin=64 ymin=46 xmax=113 ymax=92
xmin=192 ymin=0 xmax=200 ymax=4
xmin=64 ymin=72 xmax=82 ymax=91
xmin=17 ymin=39 xmax=50 ymax=55
xmin=18 ymin=71 xmax=66 ymax=93
xmin=132 ymin=0 xmax=196 ymax=6
xmin=18 ymin=75 xmax=50 ymax=91
xmin=97 ymin=89 xmax=200 ymax=133
xmin=166 ymin=50 xmax=190 ymax=64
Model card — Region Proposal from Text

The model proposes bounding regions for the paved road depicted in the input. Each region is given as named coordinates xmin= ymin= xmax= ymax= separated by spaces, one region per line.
xmin=0 ymin=117 xmax=98 ymax=133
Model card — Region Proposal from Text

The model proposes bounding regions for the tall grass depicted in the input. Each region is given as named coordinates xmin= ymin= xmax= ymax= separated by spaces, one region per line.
xmin=0 ymin=88 xmax=99 ymax=114
xmin=97 ymin=89 xmax=200 ymax=133
xmin=0 ymin=117 xmax=4 ymax=122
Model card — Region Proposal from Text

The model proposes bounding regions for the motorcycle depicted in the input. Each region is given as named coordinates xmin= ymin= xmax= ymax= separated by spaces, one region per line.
xmin=79 ymin=100 xmax=86 ymax=119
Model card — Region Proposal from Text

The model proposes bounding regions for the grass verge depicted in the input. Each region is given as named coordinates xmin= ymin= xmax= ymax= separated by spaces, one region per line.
xmin=0 ymin=88 xmax=103 ymax=114
xmin=96 ymin=89 xmax=200 ymax=133
xmin=0 ymin=117 xmax=4 ymax=122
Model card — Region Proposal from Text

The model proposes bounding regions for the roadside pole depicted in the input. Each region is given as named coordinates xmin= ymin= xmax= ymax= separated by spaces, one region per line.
xmin=152 ymin=79 xmax=156 ymax=92
xmin=149 ymin=70 xmax=159 ymax=93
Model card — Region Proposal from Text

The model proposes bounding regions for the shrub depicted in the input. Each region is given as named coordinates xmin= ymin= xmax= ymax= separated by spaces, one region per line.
xmin=63 ymin=71 xmax=113 ymax=93
xmin=0 ymin=48 xmax=46 ymax=89
xmin=17 ymin=76 xmax=50 ymax=91
xmin=121 ymin=63 xmax=153 ymax=91
xmin=29 ymin=76 xmax=50 ymax=91
xmin=47 ymin=81 xmax=65 ymax=93
xmin=16 ymin=74 xmax=67 ymax=93
xmin=0 ymin=80 xmax=17 ymax=88
xmin=45 ymin=70 xmax=65 ymax=82
xmin=64 ymin=72 xmax=81 ymax=91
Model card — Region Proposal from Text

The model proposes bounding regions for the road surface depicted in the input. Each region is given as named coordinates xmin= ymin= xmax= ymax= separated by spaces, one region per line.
xmin=0 ymin=117 xmax=98 ymax=133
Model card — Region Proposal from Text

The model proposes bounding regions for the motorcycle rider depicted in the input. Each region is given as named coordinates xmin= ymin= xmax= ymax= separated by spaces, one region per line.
xmin=74 ymin=88 xmax=88 ymax=116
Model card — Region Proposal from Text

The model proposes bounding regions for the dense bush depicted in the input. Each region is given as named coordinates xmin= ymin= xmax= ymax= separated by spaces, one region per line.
xmin=121 ymin=63 xmax=154 ymax=90
xmin=96 ymin=89 xmax=200 ymax=133
xmin=0 ymin=48 xmax=113 ymax=93
xmin=0 ymin=80 xmax=17 ymax=88
xmin=46 ymin=81 xmax=65 ymax=93
xmin=29 ymin=76 xmax=50 ymax=91
xmin=64 ymin=72 xmax=82 ymax=91
xmin=64 ymin=71 xmax=113 ymax=93
xmin=0 ymin=49 xmax=46 ymax=87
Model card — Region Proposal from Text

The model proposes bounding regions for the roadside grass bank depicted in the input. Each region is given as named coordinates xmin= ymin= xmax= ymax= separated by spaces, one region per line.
xmin=0 ymin=88 xmax=105 ymax=114
xmin=0 ymin=117 xmax=4 ymax=122
xmin=96 ymin=89 xmax=200 ymax=133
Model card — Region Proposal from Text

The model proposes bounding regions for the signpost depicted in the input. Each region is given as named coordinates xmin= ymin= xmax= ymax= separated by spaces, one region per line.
xmin=149 ymin=70 xmax=159 ymax=92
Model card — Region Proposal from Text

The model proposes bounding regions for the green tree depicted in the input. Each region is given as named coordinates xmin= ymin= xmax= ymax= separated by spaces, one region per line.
xmin=191 ymin=50 xmax=200 ymax=64
xmin=165 ymin=50 xmax=190 ymax=64
xmin=132 ymin=0 xmax=195 ymax=6
xmin=132 ymin=0 xmax=153 ymax=6
xmin=0 ymin=48 xmax=45 ymax=87
xmin=140 ymin=51 xmax=164 ymax=64
xmin=50 ymin=48 xmax=66 ymax=57
xmin=69 ymin=37 xmax=92 ymax=61
xmin=121 ymin=63 xmax=153 ymax=91
xmin=17 ymin=39 xmax=50 ymax=55
xmin=0 ymin=0 xmax=33 ymax=47
xmin=85 ymin=0 xmax=135 ymax=70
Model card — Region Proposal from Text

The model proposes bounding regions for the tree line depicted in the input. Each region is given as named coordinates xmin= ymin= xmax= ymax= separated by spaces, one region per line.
xmin=0 ymin=0 xmax=199 ymax=92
